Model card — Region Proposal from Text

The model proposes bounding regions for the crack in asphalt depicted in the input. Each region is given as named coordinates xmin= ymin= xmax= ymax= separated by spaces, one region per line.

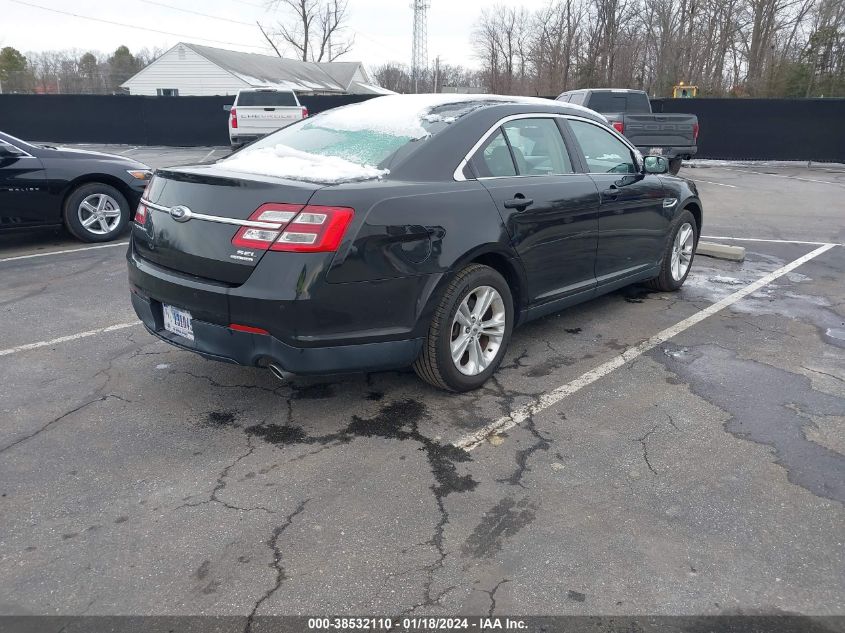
xmin=479 ymin=577 xmax=510 ymax=617
xmin=496 ymin=414 xmax=550 ymax=488
xmin=203 ymin=399 xmax=478 ymax=613
xmin=177 ymin=435 xmax=276 ymax=515
xmin=244 ymin=499 xmax=309 ymax=632
xmin=0 ymin=394 xmax=128 ymax=456
xmin=634 ymin=424 xmax=660 ymax=475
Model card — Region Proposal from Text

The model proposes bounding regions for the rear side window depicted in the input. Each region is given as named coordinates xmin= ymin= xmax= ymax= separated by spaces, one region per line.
xmin=568 ymin=120 xmax=636 ymax=174
xmin=474 ymin=130 xmax=517 ymax=177
xmin=567 ymin=92 xmax=586 ymax=106
xmin=502 ymin=118 xmax=573 ymax=175
xmin=236 ymin=91 xmax=298 ymax=107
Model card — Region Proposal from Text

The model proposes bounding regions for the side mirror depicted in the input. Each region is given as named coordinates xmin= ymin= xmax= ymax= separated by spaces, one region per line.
xmin=223 ymin=105 xmax=232 ymax=112
xmin=643 ymin=155 xmax=669 ymax=174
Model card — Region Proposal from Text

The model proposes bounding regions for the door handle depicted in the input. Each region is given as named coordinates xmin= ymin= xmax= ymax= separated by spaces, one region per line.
xmin=503 ymin=195 xmax=533 ymax=209
xmin=602 ymin=185 xmax=620 ymax=200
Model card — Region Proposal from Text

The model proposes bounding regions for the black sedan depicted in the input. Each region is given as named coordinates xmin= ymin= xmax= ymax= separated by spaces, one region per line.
xmin=127 ymin=95 xmax=702 ymax=391
xmin=0 ymin=131 xmax=151 ymax=242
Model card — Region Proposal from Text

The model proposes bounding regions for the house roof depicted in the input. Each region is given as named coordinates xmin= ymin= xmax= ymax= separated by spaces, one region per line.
xmin=128 ymin=43 xmax=391 ymax=94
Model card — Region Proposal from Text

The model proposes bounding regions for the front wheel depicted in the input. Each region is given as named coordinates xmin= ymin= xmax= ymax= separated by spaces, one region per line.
xmin=63 ymin=183 xmax=129 ymax=243
xmin=646 ymin=210 xmax=697 ymax=292
xmin=414 ymin=264 xmax=514 ymax=392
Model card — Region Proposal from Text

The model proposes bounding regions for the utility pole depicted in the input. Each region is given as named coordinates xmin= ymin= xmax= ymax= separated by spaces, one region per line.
xmin=433 ymin=55 xmax=440 ymax=93
xmin=411 ymin=0 xmax=430 ymax=93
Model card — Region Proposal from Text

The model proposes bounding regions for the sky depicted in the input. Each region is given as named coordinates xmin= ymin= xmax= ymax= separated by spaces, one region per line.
xmin=0 ymin=0 xmax=551 ymax=70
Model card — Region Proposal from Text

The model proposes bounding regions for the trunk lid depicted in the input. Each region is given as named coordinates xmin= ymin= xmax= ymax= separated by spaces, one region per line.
xmin=133 ymin=166 xmax=319 ymax=284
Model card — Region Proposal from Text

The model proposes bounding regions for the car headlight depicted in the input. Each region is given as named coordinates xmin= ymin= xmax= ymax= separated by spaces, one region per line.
xmin=127 ymin=169 xmax=153 ymax=181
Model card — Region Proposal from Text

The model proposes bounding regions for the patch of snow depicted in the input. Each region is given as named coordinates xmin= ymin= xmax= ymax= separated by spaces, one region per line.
xmin=708 ymin=275 xmax=744 ymax=285
xmin=685 ymin=159 xmax=845 ymax=169
xmin=220 ymin=143 xmax=388 ymax=184
xmin=315 ymin=93 xmax=606 ymax=140
xmin=155 ymin=363 xmax=170 ymax=369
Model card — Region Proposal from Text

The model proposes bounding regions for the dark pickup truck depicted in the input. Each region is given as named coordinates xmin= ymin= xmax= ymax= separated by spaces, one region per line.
xmin=557 ymin=89 xmax=698 ymax=174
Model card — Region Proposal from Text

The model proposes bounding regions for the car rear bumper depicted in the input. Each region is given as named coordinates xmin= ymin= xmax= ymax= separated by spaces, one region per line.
xmin=131 ymin=291 xmax=421 ymax=374
xmin=127 ymin=240 xmax=427 ymax=375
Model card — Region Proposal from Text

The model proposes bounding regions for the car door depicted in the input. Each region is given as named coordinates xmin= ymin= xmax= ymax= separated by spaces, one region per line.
xmin=565 ymin=118 xmax=668 ymax=284
xmin=472 ymin=116 xmax=600 ymax=304
xmin=0 ymin=139 xmax=49 ymax=228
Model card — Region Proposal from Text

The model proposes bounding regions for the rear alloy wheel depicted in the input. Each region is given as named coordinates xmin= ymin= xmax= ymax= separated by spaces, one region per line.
xmin=645 ymin=209 xmax=697 ymax=291
xmin=64 ymin=183 xmax=129 ymax=243
xmin=414 ymin=264 xmax=514 ymax=392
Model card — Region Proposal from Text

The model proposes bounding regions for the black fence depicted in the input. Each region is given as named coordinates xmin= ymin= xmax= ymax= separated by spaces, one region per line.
xmin=0 ymin=94 xmax=376 ymax=146
xmin=1 ymin=93 xmax=843 ymax=161
xmin=651 ymin=97 xmax=845 ymax=162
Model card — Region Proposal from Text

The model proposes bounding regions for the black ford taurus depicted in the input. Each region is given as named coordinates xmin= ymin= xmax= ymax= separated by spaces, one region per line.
xmin=127 ymin=95 xmax=701 ymax=391
xmin=0 ymin=131 xmax=152 ymax=242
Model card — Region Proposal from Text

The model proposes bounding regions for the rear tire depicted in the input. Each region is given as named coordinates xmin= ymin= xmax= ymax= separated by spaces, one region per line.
xmin=414 ymin=264 xmax=514 ymax=392
xmin=668 ymin=157 xmax=683 ymax=175
xmin=63 ymin=183 xmax=129 ymax=243
xmin=645 ymin=209 xmax=697 ymax=291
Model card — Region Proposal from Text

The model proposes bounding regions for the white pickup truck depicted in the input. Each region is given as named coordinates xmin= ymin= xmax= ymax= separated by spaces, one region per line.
xmin=224 ymin=89 xmax=308 ymax=149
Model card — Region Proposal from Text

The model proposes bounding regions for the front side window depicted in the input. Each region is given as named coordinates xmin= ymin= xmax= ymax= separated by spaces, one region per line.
xmin=502 ymin=118 xmax=573 ymax=176
xmin=568 ymin=120 xmax=636 ymax=174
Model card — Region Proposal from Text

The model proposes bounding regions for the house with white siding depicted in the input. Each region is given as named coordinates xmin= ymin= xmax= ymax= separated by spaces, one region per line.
xmin=121 ymin=43 xmax=392 ymax=96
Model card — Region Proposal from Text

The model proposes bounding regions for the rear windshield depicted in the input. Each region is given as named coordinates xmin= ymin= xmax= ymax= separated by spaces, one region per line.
xmin=587 ymin=91 xmax=650 ymax=113
xmin=236 ymin=91 xmax=298 ymax=107
xmin=243 ymin=100 xmax=489 ymax=169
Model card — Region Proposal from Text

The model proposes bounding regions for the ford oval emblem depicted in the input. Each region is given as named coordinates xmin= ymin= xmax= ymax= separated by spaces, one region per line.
xmin=169 ymin=205 xmax=192 ymax=222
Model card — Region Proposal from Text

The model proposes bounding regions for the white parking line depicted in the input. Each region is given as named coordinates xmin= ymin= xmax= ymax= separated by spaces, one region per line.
xmin=453 ymin=243 xmax=838 ymax=451
xmin=0 ymin=241 xmax=129 ymax=263
xmin=695 ymin=180 xmax=738 ymax=188
xmin=0 ymin=321 xmax=141 ymax=357
xmin=201 ymin=148 xmax=219 ymax=162
xmin=701 ymin=235 xmax=838 ymax=246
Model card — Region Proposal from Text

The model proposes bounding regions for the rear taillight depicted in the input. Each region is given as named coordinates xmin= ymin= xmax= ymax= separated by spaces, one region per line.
xmin=301 ymin=106 xmax=308 ymax=118
xmin=231 ymin=204 xmax=355 ymax=253
xmin=231 ymin=203 xmax=302 ymax=249
xmin=692 ymin=122 xmax=699 ymax=141
xmin=612 ymin=121 xmax=624 ymax=134
xmin=270 ymin=205 xmax=354 ymax=253
xmin=230 ymin=107 xmax=238 ymax=129
xmin=135 ymin=202 xmax=148 ymax=225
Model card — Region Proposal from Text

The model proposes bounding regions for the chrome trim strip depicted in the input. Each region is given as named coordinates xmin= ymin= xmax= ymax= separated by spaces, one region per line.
xmin=141 ymin=199 xmax=283 ymax=229
xmin=452 ymin=112 xmax=637 ymax=182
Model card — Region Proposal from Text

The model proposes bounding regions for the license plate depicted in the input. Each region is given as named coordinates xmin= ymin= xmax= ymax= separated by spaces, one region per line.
xmin=163 ymin=304 xmax=194 ymax=341
xmin=650 ymin=147 xmax=664 ymax=155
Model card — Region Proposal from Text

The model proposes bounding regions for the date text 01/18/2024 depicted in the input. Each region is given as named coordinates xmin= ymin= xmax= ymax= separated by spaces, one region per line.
xmin=306 ymin=617 xmax=528 ymax=630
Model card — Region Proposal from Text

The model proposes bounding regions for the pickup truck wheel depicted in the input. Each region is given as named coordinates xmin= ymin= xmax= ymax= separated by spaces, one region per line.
xmin=414 ymin=264 xmax=514 ymax=392
xmin=645 ymin=209 xmax=697 ymax=292
xmin=668 ymin=157 xmax=683 ymax=175
xmin=63 ymin=183 xmax=129 ymax=243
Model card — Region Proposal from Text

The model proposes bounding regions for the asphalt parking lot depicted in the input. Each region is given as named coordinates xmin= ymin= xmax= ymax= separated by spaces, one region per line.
xmin=0 ymin=150 xmax=843 ymax=621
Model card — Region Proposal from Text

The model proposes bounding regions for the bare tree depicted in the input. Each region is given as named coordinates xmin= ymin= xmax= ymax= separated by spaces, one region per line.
xmin=262 ymin=0 xmax=355 ymax=62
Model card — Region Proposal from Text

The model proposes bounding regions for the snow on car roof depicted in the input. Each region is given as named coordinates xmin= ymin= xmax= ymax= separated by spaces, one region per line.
xmin=316 ymin=93 xmax=606 ymax=139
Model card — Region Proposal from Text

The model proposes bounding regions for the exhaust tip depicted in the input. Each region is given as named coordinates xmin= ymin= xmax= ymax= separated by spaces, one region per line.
xmin=268 ymin=363 xmax=291 ymax=382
